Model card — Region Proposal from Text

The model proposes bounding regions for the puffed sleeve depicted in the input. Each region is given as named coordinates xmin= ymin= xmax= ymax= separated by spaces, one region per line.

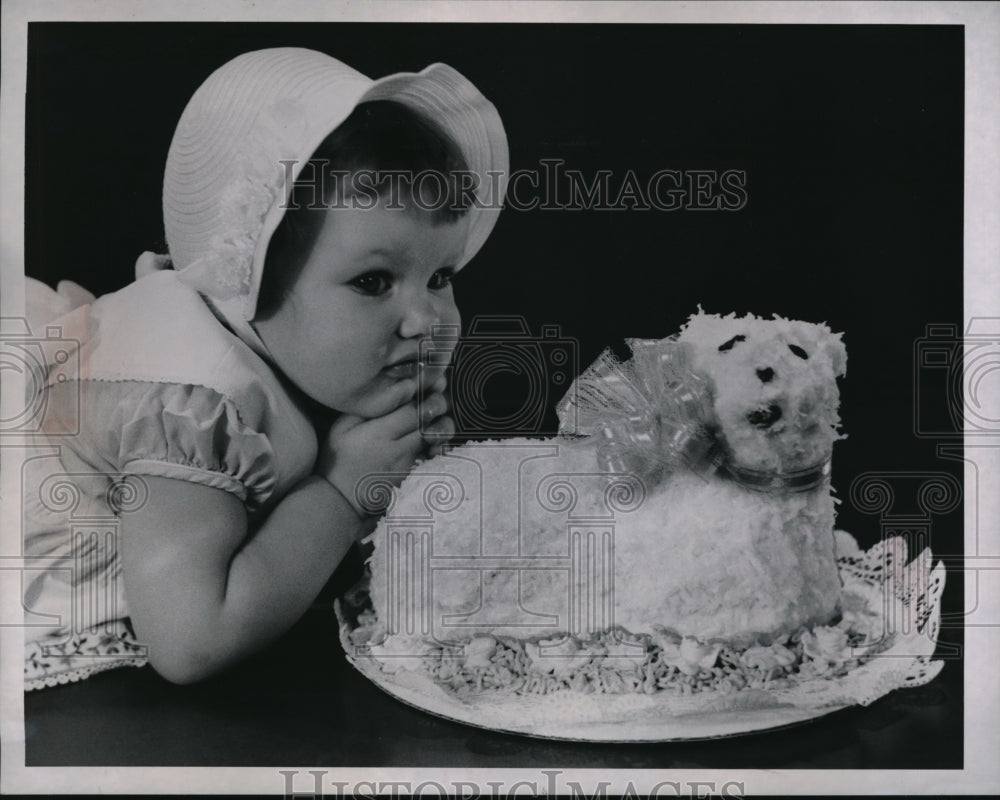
xmin=106 ymin=381 xmax=278 ymax=509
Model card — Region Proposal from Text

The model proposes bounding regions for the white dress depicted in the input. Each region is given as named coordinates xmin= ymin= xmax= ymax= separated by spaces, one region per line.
xmin=21 ymin=271 xmax=318 ymax=690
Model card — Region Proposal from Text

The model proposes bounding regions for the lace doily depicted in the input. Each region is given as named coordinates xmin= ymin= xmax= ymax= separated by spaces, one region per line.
xmin=771 ymin=530 xmax=946 ymax=709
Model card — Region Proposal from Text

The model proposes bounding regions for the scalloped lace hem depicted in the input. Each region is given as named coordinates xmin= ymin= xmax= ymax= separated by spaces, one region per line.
xmin=25 ymin=658 xmax=148 ymax=691
xmin=25 ymin=619 xmax=149 ymax=692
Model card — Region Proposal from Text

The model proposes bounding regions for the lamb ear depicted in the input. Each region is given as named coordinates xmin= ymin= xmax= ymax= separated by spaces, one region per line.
xmin=824 ymin=334 xmax=848 ymax=377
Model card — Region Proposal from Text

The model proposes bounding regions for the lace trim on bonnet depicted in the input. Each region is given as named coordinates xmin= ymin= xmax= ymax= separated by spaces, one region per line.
xmin=174 ymin=154 xmax=287 ymax=302
xmin=170 ymin=99 xmax=322 ymax=355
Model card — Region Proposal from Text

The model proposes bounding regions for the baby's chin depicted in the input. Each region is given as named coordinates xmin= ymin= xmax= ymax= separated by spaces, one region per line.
xmin=321 ymin=364 xmax=448 ymax=418
xmin=333 ymin=380 xmax=418 ymax=419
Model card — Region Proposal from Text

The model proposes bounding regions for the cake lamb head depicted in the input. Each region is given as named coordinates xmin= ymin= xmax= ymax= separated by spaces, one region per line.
xmin=677 ymin=311 xmax=847 ymax=482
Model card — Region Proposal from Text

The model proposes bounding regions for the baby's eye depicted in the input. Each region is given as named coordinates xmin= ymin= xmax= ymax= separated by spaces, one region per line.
xmin=428 ymin=268 xmax=456 ymax=291
xmin=350 ymin=271 xmax=393 ymax=296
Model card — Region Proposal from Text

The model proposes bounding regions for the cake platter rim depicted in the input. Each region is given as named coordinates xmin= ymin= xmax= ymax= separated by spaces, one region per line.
xmin=335 ymin=530 xmax=944 ymax=743
xmin=335 ymin=612 xmax=855 ymax=741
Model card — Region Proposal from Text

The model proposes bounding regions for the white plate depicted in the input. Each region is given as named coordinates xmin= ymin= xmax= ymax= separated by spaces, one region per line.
xmin=337 ymin=532 xmax=945 ymax=742
xmin=337 ymin=625 xmax=851 ymax=741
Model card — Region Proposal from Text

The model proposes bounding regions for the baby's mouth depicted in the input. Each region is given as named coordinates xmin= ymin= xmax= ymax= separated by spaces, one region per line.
xmin=382 ymin=359 xmax=422 ymax=380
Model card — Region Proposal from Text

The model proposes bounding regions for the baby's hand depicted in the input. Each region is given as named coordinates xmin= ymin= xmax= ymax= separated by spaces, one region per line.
xmin=317 ymin=377 xmax=454 ymax=517
xmin=420 ymin=374 xmax=457 ymax=456
xmin=134 ymin=251 xmax=173 ymax=280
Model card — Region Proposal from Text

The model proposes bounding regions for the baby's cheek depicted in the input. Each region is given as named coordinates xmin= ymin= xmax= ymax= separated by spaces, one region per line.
xmin=369 ymin=339 xmax=391 ymax=363
xmin=439 ymin=294 xmax=461 ymax=326
xmin=430 ymin=299 xmax=460 ymax=348
xmin=432 ymin=326 xmax=460 ymax=362
xmin=342 ymin=318 xmax=390 ymax=357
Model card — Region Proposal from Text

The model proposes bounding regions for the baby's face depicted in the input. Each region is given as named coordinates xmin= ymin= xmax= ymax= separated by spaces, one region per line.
xmin=253 ymin=199 xmax=468 ymax=417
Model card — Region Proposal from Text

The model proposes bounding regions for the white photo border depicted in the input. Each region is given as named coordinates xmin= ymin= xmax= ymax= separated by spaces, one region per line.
xmin=2 ymin=1 xmax=998 ymax=795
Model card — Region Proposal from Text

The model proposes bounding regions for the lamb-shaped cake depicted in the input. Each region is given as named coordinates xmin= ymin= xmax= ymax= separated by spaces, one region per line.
xmin=359 ymin=310 xmax=848 ymax=679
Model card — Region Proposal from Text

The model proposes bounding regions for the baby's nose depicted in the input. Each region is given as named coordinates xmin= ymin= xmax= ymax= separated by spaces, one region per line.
xmin=400 ymin=296 xmax=444 ymax=339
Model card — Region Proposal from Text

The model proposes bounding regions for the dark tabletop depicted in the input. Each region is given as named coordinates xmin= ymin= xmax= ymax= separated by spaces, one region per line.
xmin=22 ymin=548 xmax=962 ymax=770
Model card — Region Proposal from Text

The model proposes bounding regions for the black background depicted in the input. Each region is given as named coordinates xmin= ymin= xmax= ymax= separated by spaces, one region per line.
xmin=25 ymin=22 xmax=965 ymax=767
xmin=26 ymin=22 xmax=965 ymax=543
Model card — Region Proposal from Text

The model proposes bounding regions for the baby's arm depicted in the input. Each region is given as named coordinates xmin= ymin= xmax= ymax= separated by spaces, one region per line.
xmin=122 ymin=474 xmax=356 ymax=684
xmin=123 ymin=378 xmax=452 ymax=684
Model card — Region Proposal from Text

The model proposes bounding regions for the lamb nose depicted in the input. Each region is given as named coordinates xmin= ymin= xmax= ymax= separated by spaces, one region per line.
xmin=756 ymin=367 xmax=775 ymax=383
xmin=748 ymin=405 xmax=782 ymax=428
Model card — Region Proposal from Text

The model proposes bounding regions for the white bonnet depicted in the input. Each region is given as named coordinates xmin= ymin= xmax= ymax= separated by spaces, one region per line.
xmin=162 ymin=47 xmax=508 ymax=353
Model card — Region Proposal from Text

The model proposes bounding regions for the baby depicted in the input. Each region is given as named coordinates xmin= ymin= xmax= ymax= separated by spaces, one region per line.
xmin=22 ymin=48 xmax=508 ymax=688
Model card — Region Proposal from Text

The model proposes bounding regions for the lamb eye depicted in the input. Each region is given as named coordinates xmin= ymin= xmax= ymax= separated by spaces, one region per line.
xmin=788 ymin=344 xmax=809 ymax=360
xmin=718 ymin=335 xmax=746 ymax=352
